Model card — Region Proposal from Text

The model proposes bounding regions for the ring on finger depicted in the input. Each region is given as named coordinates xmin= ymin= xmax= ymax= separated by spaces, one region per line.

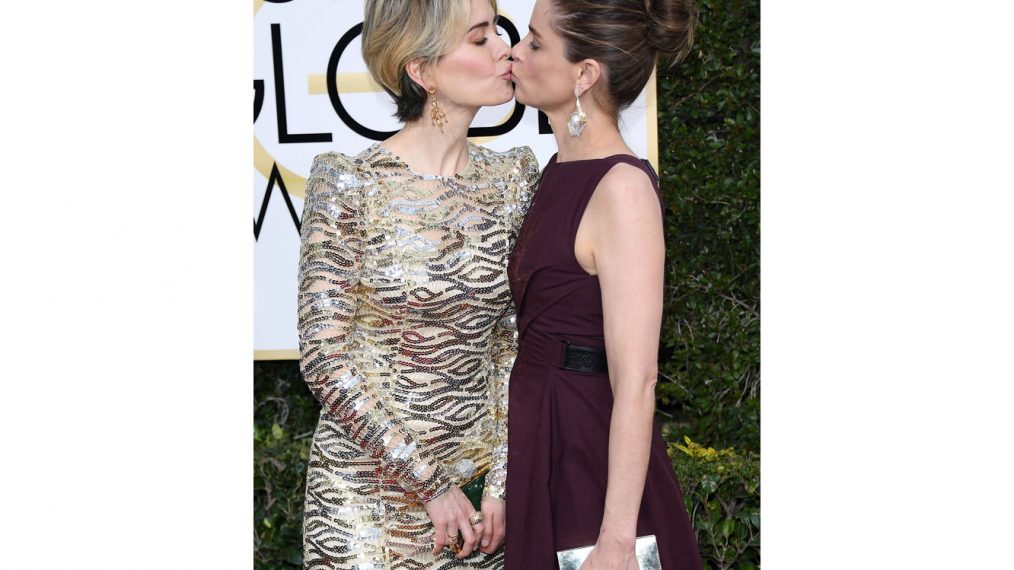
xmin=446 ymin=531 xmax=461 ymax=552
xmin=447 ymin=532 xmax=461 ymax=553
xmin=469 ymin=511 xmax=485 ymax=525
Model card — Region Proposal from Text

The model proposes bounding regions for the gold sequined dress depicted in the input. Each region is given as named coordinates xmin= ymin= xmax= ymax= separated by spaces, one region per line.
xmin=297 ymin=142 xmax=540 ymax=569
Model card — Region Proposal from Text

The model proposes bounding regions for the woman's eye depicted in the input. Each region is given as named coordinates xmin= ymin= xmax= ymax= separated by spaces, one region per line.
xmin=476 ymin=37 xmax=488 ymax=45
xmin=530 ymin=41 xmax=540 ymax=50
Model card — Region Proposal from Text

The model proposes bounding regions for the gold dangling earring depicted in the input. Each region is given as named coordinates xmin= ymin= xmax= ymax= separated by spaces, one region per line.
xmin=428 ymin=86 xmax=447 ymax=133
xmin=567 ymin=85 xmax=587 ymax=137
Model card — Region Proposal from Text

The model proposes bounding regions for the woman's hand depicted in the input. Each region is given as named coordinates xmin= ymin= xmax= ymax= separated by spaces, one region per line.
xmin=477 ymin=496 xmax=506 ymax=554
xmin=424 ymin=486 xmax=483 ymax=559
xmin=578 ymin=533 xmax=637 ymax=570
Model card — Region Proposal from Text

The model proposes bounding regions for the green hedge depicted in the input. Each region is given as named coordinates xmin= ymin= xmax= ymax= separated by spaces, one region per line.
xmin=255 ymin=0 xmax=758 ymax=566
xmin=255 ymin=363 xmax=760 ymax=569
xmin=655 ymin=0 xmax=760 ymax=454
xmin=665 ymin=430 xmax=760 ymax=570
xmin=254 ymin=362 xmax=316 ymax=569
xmin=255 ymin=421 xmax=310 ymax=567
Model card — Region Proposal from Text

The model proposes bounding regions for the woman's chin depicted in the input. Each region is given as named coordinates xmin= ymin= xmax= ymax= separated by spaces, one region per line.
xmin=486 ymin=88 xmax=515 ymax=107
xmin=512 ymin=88 xmax=530 ymax=107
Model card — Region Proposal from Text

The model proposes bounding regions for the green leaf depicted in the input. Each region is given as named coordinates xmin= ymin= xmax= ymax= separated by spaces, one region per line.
xmin=283 ymin=547 xmax=303 ymax=566
xmin=721 ymin=519 xmax=735 ymax=538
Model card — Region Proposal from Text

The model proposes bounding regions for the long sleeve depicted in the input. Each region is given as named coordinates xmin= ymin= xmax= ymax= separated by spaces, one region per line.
xmin=297 ymin=153 xmax=452 ymax=503
xmin=483 ymin=147 xmax=541 ymax=500
xmin=483 ymin=309 xmax=517 ymax=500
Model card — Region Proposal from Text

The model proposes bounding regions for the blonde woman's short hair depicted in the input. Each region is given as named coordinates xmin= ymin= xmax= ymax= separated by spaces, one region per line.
xmin=362 ymin=0 xmax=497 ymax=122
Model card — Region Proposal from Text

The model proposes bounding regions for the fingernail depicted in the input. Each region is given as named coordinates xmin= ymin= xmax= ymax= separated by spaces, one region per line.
xmin=482 ymin=540 xmax=489 ymax=547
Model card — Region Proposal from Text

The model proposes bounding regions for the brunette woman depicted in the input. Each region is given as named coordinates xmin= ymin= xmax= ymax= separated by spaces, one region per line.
xmin=504 ymin=0 xmax=702 ymax=568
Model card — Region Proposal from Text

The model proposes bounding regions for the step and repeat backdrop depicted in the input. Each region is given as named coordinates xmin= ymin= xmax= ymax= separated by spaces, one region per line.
xmin=254 ymin=0 xmax=658 ymax=359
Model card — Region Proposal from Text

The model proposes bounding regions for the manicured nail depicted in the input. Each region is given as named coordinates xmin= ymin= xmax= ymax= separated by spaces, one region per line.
xmin=482 ymin=540 xmax=489 ymax=547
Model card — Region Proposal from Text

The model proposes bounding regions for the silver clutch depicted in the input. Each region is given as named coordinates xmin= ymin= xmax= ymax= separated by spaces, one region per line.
xmin=556 ymin=535 xmax=660 ymax=570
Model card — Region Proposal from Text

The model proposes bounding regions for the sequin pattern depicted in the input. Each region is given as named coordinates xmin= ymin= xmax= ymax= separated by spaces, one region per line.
xmin=298 ymin=143 xmax=539 ymax=569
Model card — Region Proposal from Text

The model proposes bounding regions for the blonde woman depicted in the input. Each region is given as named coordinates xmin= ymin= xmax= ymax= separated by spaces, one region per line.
xmin=296 ymin=0 xmax=539 ymax=567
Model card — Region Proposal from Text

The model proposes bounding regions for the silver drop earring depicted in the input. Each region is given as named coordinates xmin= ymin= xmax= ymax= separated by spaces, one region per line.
xmin=567 ymin=86 xmax=587 ymax=137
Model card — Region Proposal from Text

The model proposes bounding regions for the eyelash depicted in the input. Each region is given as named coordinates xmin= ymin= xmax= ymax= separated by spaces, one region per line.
xmin=529 ymin=40 xmax=540 ymax=50
xmin=475 ymin=30 xmax=503 ymax=45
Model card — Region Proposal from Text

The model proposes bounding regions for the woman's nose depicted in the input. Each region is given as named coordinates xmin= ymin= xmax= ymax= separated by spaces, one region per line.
xmin=495 ymin=34 xmax=511 ymax=60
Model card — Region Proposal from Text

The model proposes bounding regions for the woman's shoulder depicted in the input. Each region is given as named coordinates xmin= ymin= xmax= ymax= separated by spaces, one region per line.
xmin=599 ymin=158 xmax=656 ymax=187
xmin=591 ymin=160 xmax=663 ymax=220
xmin=309 ymin=144 xmax=383 ymax=176
xmin=305 ymin=146 xmax=382 ymax=203
xmin=469 ymin=143 xmax=539 ymax=174
xmin=308 ymin=145 xmax=387 ymax=181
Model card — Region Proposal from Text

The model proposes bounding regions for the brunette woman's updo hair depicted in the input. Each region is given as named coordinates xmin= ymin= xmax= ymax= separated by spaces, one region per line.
xmin=550 ymin=0 xmax=698 ymax=115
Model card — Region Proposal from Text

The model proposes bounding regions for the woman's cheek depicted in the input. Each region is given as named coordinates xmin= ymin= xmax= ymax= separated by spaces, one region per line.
xmin=461 ymin=52 xmax=495 ymax=79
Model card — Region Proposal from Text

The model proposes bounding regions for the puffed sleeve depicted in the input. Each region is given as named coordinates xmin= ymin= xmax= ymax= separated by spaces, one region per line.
xmin=297 ymin=153 xmax=452 ymax=503
xmin=483 ymin=147 xmax=541 ymax=500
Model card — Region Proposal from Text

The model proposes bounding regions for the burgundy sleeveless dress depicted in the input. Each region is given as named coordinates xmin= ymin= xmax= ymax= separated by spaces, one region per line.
xmin=504 ymin=154 xmax=702 ymax=569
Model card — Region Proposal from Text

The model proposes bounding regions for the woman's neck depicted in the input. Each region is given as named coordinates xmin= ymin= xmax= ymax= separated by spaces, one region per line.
xmin=381 ymin=106 xmax=478 ymax=177
xmin=544 ymin=107 xmax=632 ymax=163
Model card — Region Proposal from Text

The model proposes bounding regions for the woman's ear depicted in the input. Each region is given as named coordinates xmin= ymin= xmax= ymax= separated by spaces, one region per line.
xmin=575 ymin=59 xmax=602 ymax=97
xmin=405 ymin=57 xmax=429 ymax=91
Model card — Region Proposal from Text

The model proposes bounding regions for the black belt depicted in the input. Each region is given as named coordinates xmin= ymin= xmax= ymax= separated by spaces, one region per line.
xmin=560 ymin=341 xmax=608 ymax=374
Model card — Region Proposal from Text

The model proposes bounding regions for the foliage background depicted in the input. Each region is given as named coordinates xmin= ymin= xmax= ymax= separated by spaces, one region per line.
xmin=655 ymin=0 xmax=760 ymax=454
xmin=255 ymin=0 xmax=759 ymax=567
